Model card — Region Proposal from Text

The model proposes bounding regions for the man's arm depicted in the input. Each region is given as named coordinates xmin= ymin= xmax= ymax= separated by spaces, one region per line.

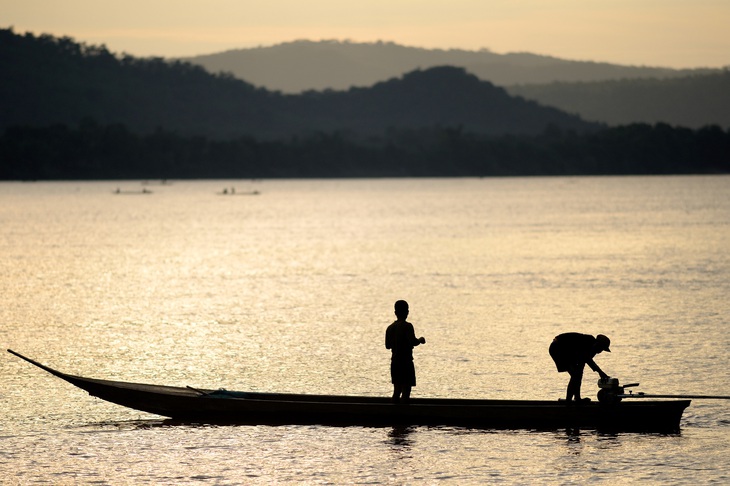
xmin=586 ymin=359 xmax=608 ymax=379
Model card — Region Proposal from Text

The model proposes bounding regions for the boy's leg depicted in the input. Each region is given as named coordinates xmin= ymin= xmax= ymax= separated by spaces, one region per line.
xmin=392 ymin=384 xmax=402 ymax=403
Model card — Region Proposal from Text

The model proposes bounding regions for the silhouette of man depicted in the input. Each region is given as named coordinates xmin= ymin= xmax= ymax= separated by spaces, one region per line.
xmin=385 ymin=300 xmax=426 ymax=403
xmin=549 ymin=333 xmax=610 ymax=403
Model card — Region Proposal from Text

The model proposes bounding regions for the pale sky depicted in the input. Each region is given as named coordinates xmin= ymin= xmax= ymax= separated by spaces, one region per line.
xmin=3 ymin=0 xmax=729 ymax=68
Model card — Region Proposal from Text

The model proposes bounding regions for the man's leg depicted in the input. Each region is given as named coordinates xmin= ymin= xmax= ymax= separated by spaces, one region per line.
xmin=567 ymin=364 xmax=585 ymax=401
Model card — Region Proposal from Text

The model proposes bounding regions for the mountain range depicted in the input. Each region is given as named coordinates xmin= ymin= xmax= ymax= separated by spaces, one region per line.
xmin=183 ymin=40 xmax=730 ymax=129
xmin=2 ymin=29 xmax=728 ymax=180
xmin=0 ymin=28 xmax=598 ymax=139
xmin=182 ymin=40 xmax=716 ymax=92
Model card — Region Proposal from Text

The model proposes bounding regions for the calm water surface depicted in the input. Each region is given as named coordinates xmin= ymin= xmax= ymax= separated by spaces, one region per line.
xmin=1 ymin=176 xmax=729 ymax=484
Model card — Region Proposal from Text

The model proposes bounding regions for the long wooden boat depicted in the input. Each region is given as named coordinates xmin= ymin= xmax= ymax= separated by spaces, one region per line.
xmin=8 ymin=350 xmax=690 ymax=432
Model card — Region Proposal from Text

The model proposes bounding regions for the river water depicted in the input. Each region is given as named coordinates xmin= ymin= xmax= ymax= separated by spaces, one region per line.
xmin=1 ymin=176 xmax=728 ymax=484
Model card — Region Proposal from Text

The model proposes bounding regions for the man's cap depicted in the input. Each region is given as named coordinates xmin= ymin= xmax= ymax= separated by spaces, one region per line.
xmin=596 ymin=334 xmax=611 ymax=352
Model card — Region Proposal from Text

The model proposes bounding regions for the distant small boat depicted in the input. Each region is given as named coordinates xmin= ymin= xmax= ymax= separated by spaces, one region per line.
xmin=7 ymin=350 xmax=690 ymax=432
xmin=113 ymin=188 xmax=152 ymax=195
xmin=218 ymin=188 xmax=260 ymax=196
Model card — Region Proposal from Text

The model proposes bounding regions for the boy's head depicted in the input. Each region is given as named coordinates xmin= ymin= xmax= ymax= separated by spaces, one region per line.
xmin=394 ymin=300 xmax=409 ymax=319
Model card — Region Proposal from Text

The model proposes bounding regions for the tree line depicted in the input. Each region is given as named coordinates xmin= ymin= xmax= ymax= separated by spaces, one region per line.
xmin=2 ymin=121 xmax=727 ymax=180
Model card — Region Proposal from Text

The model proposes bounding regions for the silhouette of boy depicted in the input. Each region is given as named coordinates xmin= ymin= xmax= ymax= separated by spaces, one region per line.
xmin=385 ymin=300 xmax=426 ymax=403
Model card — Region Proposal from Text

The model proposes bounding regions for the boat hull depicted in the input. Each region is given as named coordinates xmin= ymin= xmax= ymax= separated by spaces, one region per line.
xmin=8 ymin=350 xmax=690 ymax=432
xmin=44 ymin=373 xmax=692 ymax=433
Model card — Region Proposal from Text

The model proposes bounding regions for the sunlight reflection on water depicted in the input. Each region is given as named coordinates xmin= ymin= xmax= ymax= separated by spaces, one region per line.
xmin=1 ymin=176 xmax=729 ymax=483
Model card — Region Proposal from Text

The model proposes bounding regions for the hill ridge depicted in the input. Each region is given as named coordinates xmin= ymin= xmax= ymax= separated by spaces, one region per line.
xmin=183 ymin=38 xmax=718 ymax=94
xmin=0 ymin=28 xmax=599 ymax=139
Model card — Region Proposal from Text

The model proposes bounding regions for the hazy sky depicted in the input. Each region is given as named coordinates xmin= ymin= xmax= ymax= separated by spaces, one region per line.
xmin=4 ymin=0 xmax=729 ymax=68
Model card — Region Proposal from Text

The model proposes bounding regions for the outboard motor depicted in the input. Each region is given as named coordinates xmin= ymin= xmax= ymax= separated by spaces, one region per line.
xmin=597 ymin=377 xmax=639 ymax=404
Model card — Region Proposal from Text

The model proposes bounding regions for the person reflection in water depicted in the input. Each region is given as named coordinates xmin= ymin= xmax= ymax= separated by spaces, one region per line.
xmin=549 ymin=333 xmax=611 ymax=404
xmin=385 ymin=300 xmax=426 ymax=403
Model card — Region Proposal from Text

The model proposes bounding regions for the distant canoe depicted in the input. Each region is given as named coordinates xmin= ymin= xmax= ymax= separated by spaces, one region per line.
xmin=113 ymin=188 xmax=152 ymax=195
xmin=217 ymin=189 xmax=260 ymax=196
xmin=7 ymin=350 xmax=689 ymax=432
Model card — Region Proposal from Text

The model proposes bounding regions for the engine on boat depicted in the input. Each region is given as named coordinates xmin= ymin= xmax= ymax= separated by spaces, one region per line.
xmin=597 ymin=377 xmax=639 ymax=404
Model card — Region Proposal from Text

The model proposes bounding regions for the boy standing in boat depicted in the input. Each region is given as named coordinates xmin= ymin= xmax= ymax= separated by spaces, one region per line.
xmin=385 ymin=300 xmax=426 ymax=403
xmin=549 ymin=333 xmax=611 ymax=403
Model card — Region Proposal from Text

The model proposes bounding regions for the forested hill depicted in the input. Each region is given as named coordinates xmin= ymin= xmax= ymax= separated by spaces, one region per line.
xmin=286 ymin=67 xmax=596 ymax=136
xmin=1 ymin=29 xmax=279 ymax=139
xmin=508 ymin=72 xmax=730 ymax=129
xmin=0 ymin=28 xmax=598 ymax=139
